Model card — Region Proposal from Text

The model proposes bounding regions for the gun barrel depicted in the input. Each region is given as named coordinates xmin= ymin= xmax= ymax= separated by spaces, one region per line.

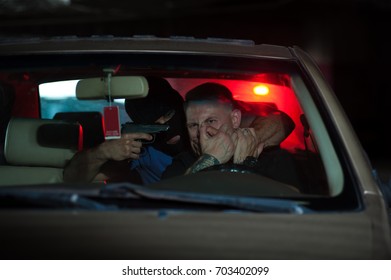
xmin=121 ymin=123 xmax=170 ymax=135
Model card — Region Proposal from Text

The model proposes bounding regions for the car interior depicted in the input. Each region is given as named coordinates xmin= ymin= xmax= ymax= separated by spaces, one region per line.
xmin=0 ymin=64 xmax=340 ymax=198
xmin=0 ymin=117 xmax=82 ymax=185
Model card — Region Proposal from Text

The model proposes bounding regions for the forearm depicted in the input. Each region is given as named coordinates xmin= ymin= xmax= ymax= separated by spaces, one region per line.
xmin=63 ymin=147 xmax=109 ymax=183
xmin=247 ymin=111 xmax=295 ymax=147
xmin=251 ymin=115 xmax=280 ymax=146
xmin=186 ymin=154 xmax=220 ymax=174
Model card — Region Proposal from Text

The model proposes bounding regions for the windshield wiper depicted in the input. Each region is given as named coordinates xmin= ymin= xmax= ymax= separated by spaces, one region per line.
xmin=0 ymin=190 xmax=117 ymax=210
xmin=101 ymin=183 xmax=313 ymax=213
xmin=0 ymin=183 xmax=312 ymax=213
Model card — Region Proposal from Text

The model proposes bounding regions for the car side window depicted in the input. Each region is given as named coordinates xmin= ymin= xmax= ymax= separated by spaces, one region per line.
xmin=39 ymin=80 xmax=131 ymax=123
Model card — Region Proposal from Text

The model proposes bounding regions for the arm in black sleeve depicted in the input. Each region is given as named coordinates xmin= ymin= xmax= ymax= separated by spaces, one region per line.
xmin=162 ymin=150 xmax=197 ymax=179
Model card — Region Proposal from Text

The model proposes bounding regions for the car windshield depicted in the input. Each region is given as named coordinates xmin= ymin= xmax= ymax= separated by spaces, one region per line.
xmin=0 ymin=46 xmax=352 ymax=212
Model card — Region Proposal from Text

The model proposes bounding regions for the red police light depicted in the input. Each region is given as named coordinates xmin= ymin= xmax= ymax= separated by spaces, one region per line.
xmin=253 ymin=84 xmax=269 ymax=96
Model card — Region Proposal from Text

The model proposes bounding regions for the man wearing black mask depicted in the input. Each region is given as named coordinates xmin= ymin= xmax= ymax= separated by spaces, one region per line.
xmin=63 ymin=77 xmax=189 ymax=184
xmin=123 ymin=77 xmax=190 ymax=184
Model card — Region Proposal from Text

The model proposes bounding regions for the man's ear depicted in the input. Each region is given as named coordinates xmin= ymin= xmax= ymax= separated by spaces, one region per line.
xmin=231 ymin=109 xmax=242 ymax=128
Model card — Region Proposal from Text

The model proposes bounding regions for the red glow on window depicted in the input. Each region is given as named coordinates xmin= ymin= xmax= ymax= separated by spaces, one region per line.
xmin=253 ymin=84 xmax=269 ymax=96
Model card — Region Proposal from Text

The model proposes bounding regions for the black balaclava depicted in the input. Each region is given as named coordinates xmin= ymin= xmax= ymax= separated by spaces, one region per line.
xmin=0 ymin=83 xmax=15 ymax=142
xmin=125 ymin=77 xmax=189 ymax=156
xmin=0 ymin=83 xmax=15 ymax=164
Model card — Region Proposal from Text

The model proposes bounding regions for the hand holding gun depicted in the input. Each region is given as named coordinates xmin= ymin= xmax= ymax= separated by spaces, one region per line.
xmin=121 ymin=122 xmax=170 ymax=144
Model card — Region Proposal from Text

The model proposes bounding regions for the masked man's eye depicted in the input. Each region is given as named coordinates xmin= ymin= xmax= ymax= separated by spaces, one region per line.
xmin=164 ymin=109 xmax=175 ymax=119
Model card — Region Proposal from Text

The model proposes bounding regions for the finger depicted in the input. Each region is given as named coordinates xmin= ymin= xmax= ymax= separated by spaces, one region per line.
xmin=236 ymin=128 xmax=244 ymax=139
xmin=241 ymin=128 xmax=253 ymax=138
xmin=205 ymin=126 xmax=218 ymax=137
xmin=241 ymin=128 xmax=257 ymax=145
xmin=231 ymin=130 xmax=239 ymax=145
xmin=245 ymin=129 xmax=256 ymax=143
xmin=130 ymin=140 xmax=142 ymax=148
xmin=243 ymin=128 xmax=250 ymax=136
xmin=256 ymin=142 xmax=265 ymax=157
xmin=200 ymin=125 xmax=210 ymax=141
xmin=199 ymin=126 xmax=209 ymax=152
xmin=122 ymin=138 xmax=142 ymax=150
xmin=131 ymin=147 xmax=141 ymax=155
xmin=247 ymin=127 xmax=257 ymax=138
xmin=123 ymin=140 xmax=142 ymax=156
xmin=126 ymin=144 xmax=142 ymax=158
xmin=128 ymin=152 xmax=140 ymax=160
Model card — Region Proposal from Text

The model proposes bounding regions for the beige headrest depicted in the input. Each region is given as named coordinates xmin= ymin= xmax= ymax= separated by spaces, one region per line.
xmin=4 ymin=118 xmax=82 ymax=168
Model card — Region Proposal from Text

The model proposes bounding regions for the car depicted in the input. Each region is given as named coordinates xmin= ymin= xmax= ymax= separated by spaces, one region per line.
xmin=0 ymin=36 xmax=390 ymax=259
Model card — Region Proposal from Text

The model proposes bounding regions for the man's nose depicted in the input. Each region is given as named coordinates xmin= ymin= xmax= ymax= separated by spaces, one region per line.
xmin=198 ymin=122 xmax=208 ymax=133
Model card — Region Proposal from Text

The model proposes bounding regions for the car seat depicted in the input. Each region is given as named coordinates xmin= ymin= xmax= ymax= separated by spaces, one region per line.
xmin=53 ymin=111 xmax=105 ymax=149
xmin=0 ymin=117 xmax=82 ymax=186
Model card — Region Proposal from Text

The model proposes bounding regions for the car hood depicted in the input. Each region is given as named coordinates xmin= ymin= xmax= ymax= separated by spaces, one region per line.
xmin=0 ymin=202 xmax=390 ymax=259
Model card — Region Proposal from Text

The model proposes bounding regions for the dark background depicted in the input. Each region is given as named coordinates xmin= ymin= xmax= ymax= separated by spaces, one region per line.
xmin=1 ymin=0 xmax=390 ymax=179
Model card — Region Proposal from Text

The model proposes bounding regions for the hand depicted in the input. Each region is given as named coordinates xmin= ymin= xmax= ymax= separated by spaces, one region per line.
xmin=232 ymin=128 xmax=264 ymax=164
xmin=199 ymin=124 xmax=235 ymax=164
xmin=97 ymin=132 xmax=152 ymax=161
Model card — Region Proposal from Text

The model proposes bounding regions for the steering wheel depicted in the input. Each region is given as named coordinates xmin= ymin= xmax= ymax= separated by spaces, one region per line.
xmin=198 ymin=162 xmax=301 ymax=196
xmin=201 ymin=163 xmax=259 ymax=174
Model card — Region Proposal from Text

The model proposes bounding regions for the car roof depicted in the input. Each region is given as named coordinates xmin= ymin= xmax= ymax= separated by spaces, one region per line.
xmin=0 ymin=36 xmax=295 ymax=59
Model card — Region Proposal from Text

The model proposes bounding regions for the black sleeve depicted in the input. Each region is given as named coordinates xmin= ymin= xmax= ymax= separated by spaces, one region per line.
xmin=162 ymin=151 xmax=197 ymax=179
xmin=256 ymin=147 xmax=303 ymax=190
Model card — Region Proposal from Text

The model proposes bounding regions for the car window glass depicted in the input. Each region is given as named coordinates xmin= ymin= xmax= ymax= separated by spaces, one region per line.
xmin=0 ymin=52 xmax=345 ymax=201
xmin=39 ymin=80 xmax=131 ymax=123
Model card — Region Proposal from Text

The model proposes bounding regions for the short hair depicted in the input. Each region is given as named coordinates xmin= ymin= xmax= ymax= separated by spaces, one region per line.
xmin=184 ymin=82 xmax=239 ymax=110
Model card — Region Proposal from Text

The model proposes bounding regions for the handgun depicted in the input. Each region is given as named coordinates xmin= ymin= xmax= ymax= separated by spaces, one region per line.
xmin=121 ymin=122 xmax=170 ymax=144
